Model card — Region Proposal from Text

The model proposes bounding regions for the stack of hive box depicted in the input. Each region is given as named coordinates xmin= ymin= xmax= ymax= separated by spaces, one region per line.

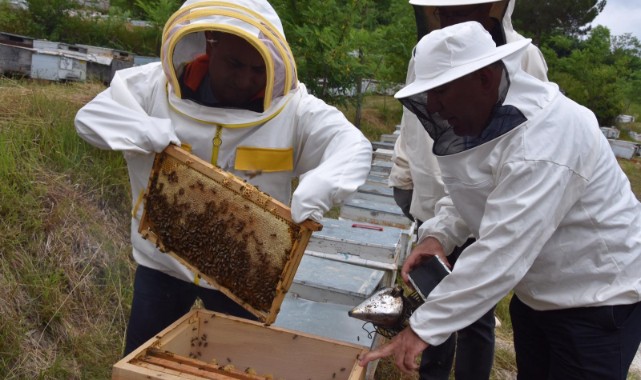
xmin=273 ymin=125 xmax=416 ymax=379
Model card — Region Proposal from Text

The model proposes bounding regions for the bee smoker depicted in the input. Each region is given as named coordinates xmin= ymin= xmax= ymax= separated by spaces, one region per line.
xmin=348 ymin=286 xmax=424 ymax=339
xmin=348 ymin=256 xmax=451 ymax=338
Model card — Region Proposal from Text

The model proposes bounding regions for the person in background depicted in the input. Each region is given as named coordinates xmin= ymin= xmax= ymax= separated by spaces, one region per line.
xmin=362 ymin=21 xmax=641 ymax=379
xmin=388 ymin=1 xmax=548 ymax=378
xmin=75 ymin=0 xmax=372 ymax=356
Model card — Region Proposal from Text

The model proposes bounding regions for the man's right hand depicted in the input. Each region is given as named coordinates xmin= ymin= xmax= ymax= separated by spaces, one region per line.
xmin=401 ymin=236 xmax=450 ymax=284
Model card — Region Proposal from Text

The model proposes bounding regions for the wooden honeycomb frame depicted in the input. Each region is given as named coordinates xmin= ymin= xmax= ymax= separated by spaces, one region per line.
xmin=138 ymin=145 xmax=322 ymax=325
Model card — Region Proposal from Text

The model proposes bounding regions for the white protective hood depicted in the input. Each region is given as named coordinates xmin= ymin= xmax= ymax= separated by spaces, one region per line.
xmin=161 ymin=0 xmax=298 ymax=126
xmin=75 ymin=0 xmax=374 ymax=287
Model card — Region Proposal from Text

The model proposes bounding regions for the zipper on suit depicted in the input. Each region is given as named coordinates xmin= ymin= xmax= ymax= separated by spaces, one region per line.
xmin=212 ymin=125 xmax=223 ymax=166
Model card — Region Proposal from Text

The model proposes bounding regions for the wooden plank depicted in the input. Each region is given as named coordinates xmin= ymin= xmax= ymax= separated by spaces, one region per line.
xmin=370 ymin=160 xmax=393 ymax=178
xmin=307 ymin=218 xmax=403 ymax=265
xmin=139 ymin=349 xmax=268 ymax=379
xmin=340 ymin=198 xmax=412 ymax=229
xmin=373 ymin=148 xmax=394 ymax=162
xmin=358 ymin=183 xmax=394 ymax=198
xmin=371 ymin=141 xmax=395 ymax=151
xmin=351 ymin=191 xmax=397 ymax=205
xmin=380 ymin=132 xmax=399 ymax=143
xmin=365 ymin=335 xmax=388 ymax=380
xmin=365 ymin=174 xmax=389 ymax=187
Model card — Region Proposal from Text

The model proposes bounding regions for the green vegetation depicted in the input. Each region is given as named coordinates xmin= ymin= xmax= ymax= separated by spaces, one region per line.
xmin=514 ymin=0 xmax=606 ymax=44
xmin=2 ymin=1 xmax=639 ymax=126
xmin=0 ymin=78 xmax=132 ymax=379
xmin=339 ymin=95 xmax=403 ymax=142
xmin=540 ymin=26 xmax=641 ymax=125
xmin=0 ymin=1 xmax=161 ymax=56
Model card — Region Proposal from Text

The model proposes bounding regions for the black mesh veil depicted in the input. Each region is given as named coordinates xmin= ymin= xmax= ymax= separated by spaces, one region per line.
xmin=399 ymin=92 xmax=467 ymax=156
xmin=398 ymin=62 xmax=513 ymax=156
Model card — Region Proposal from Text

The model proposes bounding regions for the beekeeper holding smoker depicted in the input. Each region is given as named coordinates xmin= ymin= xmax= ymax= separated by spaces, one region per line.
xmin=361 ymin=21 xmax=641 ymax=380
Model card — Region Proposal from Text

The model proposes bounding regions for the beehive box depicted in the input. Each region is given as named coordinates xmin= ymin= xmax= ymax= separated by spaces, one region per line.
xmin=113 ymin=309 xmax=367 ymax=380
xmin=307 ymin=218 xmax=407 ymax=263
xmin=339 ymin=196 xmax=413 ymax=229
xmin=289 ymin=254 xmax=385 ymax=306
xmin=138 ymin=145 xmax=322 ymax=325
xmin=274 ymin=292 xmax=377 ymax=348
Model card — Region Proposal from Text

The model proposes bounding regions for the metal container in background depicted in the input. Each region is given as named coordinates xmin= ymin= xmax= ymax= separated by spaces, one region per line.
xmin=31 ymin=40 xmax=87 ymax=81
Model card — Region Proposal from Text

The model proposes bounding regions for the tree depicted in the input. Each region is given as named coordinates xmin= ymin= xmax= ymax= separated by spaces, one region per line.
xmin=269 ymin=0 xmax=414 ymax=126
xmin=513 ymin=0 xmax=606 ymax=45
xmin=270 ymin=0 xmax=371 ymax=106
xmin=26 ymin=0 xmax=77 ymax=39
xmin=134 ymin=0 xmax=181 ymax=30
xmin=542 ymin=26 xmax=631 ymax=125
xmin=612 ymin=33 xmax=641 ymax=58
xmin=110 ymin=0 xmax=145 ymax=19
xmin=611 ymin=33 xmax=641 ymax=112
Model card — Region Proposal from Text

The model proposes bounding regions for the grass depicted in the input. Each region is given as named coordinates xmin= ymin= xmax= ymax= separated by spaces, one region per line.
xmin=0 ymin=77 xmax=639 ymax=379
xmin=616 ymin=111 xmax=641 ymax=199
xmin=339 ymin=95 xmax=403 ymax=142
xmin=0 ymin=78 xmax=132 ymax=379
xmin=620 ymin=156 xmax=641 ymax=193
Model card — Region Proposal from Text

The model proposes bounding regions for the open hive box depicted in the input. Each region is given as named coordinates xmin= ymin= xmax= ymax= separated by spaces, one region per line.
xmin=113 ymin=309 xmax=367 ymax=380
xmin=138 ymin=145 xmax=322 ymax=324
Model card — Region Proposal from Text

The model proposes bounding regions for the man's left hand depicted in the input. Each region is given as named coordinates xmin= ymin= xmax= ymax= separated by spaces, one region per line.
xmin=401 ymin=236 xmax=449 ymax=284
xmin=358 ymin=326 xmax=429 ymax=374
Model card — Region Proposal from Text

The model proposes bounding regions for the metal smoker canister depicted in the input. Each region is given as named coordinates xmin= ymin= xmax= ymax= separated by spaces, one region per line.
xmin=348 ymin=286 xmax=424 ymax=338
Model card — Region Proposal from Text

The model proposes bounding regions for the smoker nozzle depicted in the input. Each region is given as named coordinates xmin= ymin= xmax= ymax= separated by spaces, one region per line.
xmin=348 ymin=285 xmax=425 ymax=338
xmin=348 ymin=286 xmax=405 ymax=327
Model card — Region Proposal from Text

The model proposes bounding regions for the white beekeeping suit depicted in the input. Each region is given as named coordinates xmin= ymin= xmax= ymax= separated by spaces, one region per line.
xmin=75 ymin=0 xmax=372 ymax=287
xmin=395 ymin=21 xmax=641 ymax=347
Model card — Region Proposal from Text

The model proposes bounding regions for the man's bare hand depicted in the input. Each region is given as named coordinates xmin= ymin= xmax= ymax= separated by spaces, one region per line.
xmin=358 ymin=327 xmax=429 ymax=374
xmin=401 ymin=236 xmax=450 ymax=284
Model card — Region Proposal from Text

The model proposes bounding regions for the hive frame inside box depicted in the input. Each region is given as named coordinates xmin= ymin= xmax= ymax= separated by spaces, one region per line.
xmin=139 ymin=145 xmax=322 ymax=325
xmin=113 ymin=309 xmax=366 ymax=380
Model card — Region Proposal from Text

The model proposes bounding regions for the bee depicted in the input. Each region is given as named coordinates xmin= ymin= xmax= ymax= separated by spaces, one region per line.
xmin=244 ymin=170 xmax=263 ymax=179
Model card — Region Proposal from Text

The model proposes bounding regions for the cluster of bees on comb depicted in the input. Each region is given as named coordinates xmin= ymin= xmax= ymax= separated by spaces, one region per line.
xmin=144 ymin=153 xmax=301 ymax=312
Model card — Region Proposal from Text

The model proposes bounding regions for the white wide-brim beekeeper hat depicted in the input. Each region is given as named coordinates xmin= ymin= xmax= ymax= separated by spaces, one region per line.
xmin=394 ymin=21 xmax=530 ymax=99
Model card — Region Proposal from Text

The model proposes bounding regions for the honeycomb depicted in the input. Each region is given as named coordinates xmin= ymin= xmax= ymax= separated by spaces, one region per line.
xmin=139 ymin=146 xmax=321 ymax=323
